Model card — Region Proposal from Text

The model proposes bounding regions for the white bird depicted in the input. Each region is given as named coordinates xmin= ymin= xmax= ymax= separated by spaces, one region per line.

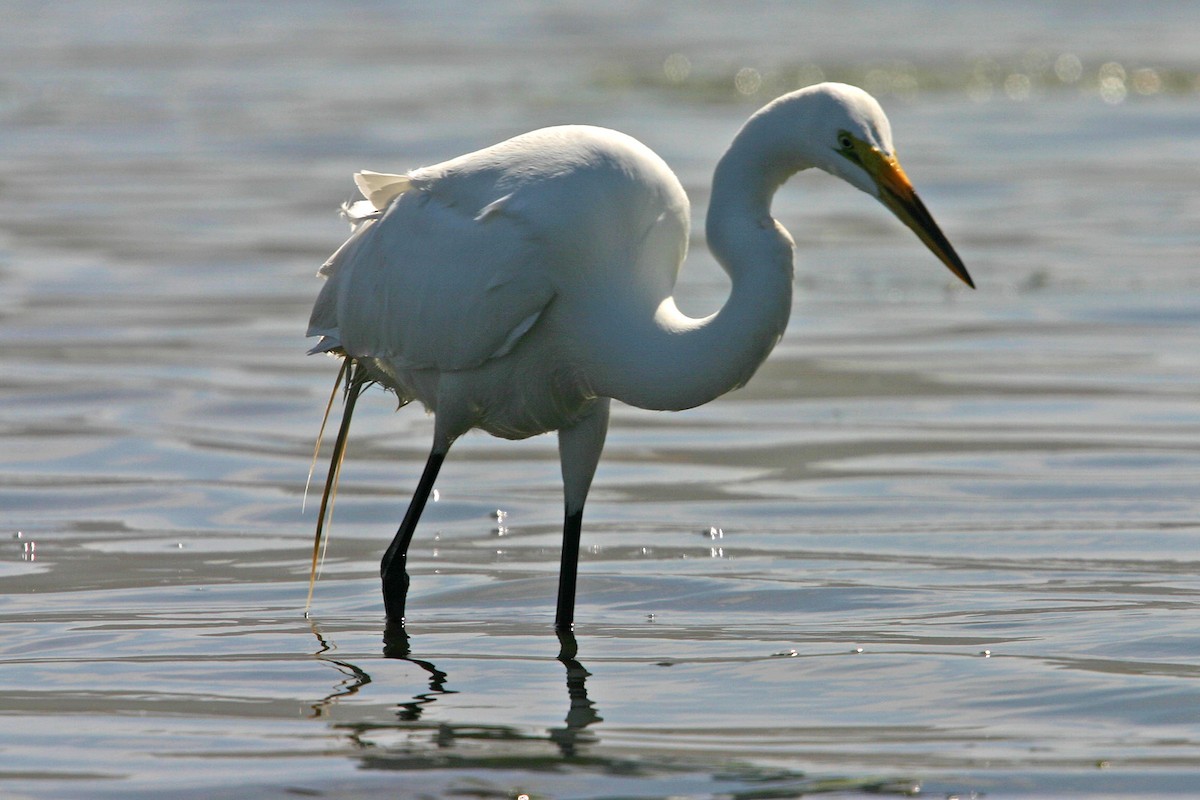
xmin=306 ymin=82 xmax=974 ymax=631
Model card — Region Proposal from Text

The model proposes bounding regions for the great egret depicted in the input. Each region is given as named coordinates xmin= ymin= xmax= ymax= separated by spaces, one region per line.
xmin=307 ymin=82 xmax=973 ymax=631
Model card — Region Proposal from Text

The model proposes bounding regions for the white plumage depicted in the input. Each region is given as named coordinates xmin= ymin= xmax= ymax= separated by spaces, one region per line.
xmin=306 ymin=82 xmax=973 ymax=631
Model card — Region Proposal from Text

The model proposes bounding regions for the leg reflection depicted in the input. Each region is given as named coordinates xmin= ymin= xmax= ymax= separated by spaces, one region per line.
xmin=383 ymin=623 xmax=455 ymax=721
xmin=317 ymin=625 xmax=603 ymax=760
xmin=308 ymin=621 xmax=372 ymax=719
xmin=550 ymin=630 xmax=603 ymax=757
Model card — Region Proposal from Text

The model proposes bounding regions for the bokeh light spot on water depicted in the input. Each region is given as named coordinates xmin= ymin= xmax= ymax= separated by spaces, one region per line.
xmin=1099 ymin=61 xmax=1128 ymax=104
xmin=663 ymin=52 xmax=691 ymax=84
xmin=966 ymin=78 xmax=993 ymax=103
xmin=1054 ymin=52 xmax=1083 ymax=84
xmin=864 ymin=68 xmax=890 ymax=96
xmin=891 ymin=72 xmax=918 ymax=102
xmin=734 ymin=66 xmax=762 ymax=95
xmin=967 ymin=57 xmax=997 ymax=102
xmin=1132 ymin=67 xmax=1162 ymax=95
xmin=795 ymin=63 xmax=825 ymax=87
xmin=627 ymin=49 xmax=1199 ymax=106
xmin=1099 ymin=61 xmax=1127 ymax=82
xmin=1003 ymin=73 xmax=1032 ymax=101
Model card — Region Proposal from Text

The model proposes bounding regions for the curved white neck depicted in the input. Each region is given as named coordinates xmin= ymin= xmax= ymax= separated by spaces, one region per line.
xmin=593 ymin=124 xmax=802 ymax=411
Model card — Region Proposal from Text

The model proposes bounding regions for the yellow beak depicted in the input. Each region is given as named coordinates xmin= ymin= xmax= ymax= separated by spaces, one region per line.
xmin=857 ymin=144 xmax=975 ymax=289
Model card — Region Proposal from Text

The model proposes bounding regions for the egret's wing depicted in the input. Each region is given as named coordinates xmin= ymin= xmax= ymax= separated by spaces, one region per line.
xmin=308 ymin=182 xmax=553 ymax=372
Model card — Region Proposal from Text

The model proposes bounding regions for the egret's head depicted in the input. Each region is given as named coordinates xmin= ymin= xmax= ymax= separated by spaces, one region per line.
xmin=775 ymin=83 xmax=974 ymax=288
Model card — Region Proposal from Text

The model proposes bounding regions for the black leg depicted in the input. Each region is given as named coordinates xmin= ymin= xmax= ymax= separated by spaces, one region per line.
xmin=554 ymin=400 xmax=610 ymax=633
xmin=381 ymin=448 xmax=446 ymax=625
xmin=554 ymin=508 xmax=584 ymax=632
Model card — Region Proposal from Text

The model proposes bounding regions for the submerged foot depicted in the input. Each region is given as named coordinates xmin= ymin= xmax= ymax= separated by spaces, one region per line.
xmin=382 ymin=618 xmax=411 ymax=657
xmin=381 ymin=560 xmax=410 ymax=624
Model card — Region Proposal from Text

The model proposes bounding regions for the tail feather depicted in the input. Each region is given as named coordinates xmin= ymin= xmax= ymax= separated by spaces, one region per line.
xmin=353 ymin=170 xmax=413 ymax=210
xmin=303 ymin=357 xmax=350 ymax=513
xmin=304 ymin=358 xmax=366 ymax=617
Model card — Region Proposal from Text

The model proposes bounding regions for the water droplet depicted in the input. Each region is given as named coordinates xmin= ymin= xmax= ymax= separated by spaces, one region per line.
xmin=702 ymin=526 xmax=723 ymax=539
xmin=980 ymin=649 xmax=992 ymax=658
xmin=493 ymin=509 xmax=507 ymax=521
xmin=772 ymin=649 xmax=798 ymax=658
xmin=431 ymin=489 xmax=440 ymax=502
xmin=13 ymin=531 xmax=22 ymax=539
xmin=851 ymin=646 xmax=864 ymax=654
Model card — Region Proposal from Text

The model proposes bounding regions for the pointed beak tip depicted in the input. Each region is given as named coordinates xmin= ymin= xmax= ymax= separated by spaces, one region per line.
xmin=940 ymin=257 xmax=974 ymax=289
xmin=864 ymin=151 xmax=976 ymax=293
xmin=951 ymin=262 xmax=976 ymax=290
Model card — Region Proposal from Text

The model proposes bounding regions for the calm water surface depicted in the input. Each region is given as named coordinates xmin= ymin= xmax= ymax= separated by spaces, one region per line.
xmin=3 ymin=3 xmax=1200 ymax=798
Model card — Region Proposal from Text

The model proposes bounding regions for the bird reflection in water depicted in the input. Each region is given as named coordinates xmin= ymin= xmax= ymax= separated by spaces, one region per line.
xmin=550 ymin=630 xmax=603 ymax=757
xmin=307 ymin=623 xmax=602 ymax=759
xmin=308 ymin=622 xmax=372 ymax=719
xmin=381 ymin=625 xmax=456 ymax=723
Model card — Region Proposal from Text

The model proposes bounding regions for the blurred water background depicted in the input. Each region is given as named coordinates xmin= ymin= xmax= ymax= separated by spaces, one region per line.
xmin=3 ymin=2 xmax=1200 ymax=798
